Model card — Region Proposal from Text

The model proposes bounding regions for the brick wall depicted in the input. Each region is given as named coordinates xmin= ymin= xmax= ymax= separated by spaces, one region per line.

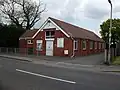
xmin=19 ymin=28 xmax=105 ymax=57
xmin=33 ymin=29 xmax=73 ymax=56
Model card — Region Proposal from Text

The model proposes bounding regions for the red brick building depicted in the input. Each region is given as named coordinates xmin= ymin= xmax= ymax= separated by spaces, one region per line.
xmin=19 ymin=17 xmax=104 ymax=57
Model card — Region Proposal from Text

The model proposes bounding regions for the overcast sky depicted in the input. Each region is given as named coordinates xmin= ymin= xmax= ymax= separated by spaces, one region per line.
xmin=34 ymin=0 xmax=120 ymax=36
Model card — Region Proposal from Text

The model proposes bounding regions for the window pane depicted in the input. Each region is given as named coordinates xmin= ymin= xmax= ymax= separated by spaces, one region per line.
xmin=37 ymin=43 xmax=42 ymax=50
xmin=46 ymin=31 xmax=50 ymax=36
xmin=90 ymin=42 xmax=92 ymax=49
xmin=82 ymin=40 xmax=86 ymax=49
xmin=27 ymin=40 xmax=33 ymax=44
xmin=36 ymin=40 xmax=42 ymax=51
xmin=57 ymin=38 xmax=64 ymax=48
xmin=93 ymin=42 xmax=94 ymax=49
xmin=95 ymin=42 xmax=97 ymax=49
xmin=74 ymin=40 xmax=78 ymax=50
xmin=103 ymin=43 xmax=104 ymax=49
xmin=31 ymin=40 xmax=33 ymax=43
xmin=90 ymin=41 xmax=94 ymax=49
xmin=82 ymin=41 xmax=84 ymax=48
xmin=75 ymin=41 xmax=77 ymax=49
xmin=99 ymin=43 xmax=101 ymax=49
xmin=51 ymin=31 xmax=55 ymax=36
xmin=46 ymin=31 xmax=55 ymax=38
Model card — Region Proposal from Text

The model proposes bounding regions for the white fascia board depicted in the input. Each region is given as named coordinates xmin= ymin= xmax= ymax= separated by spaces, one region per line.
xmin=19 ymin=38 xmax=26 ymax=40
xmin=32 ymin=18 xmax=49 ymax=39
xmin=25 ymin=37 xmax=32 ymax=39
xmin=49 ymin=19 xmax=70 ymax=37
xmin=19 ymin=37 xmax=33 ymax=40
xmin=45 ymin=38 xmax=55 ymax=41
xmin=32 ymin=18 xmax=70 ymax=39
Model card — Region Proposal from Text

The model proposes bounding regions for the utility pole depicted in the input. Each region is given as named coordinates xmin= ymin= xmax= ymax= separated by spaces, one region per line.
xmin=107 ymin=0 xmax=112 ymax=65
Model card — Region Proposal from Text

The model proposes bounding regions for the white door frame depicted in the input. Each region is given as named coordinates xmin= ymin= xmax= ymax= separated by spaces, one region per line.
xmin=46 ymin=40 xmax=54 ymax=56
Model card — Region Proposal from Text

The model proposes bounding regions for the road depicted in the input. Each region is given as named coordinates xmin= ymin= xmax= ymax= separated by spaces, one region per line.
xmin=0 ymin=57 xmax=120 ymax=90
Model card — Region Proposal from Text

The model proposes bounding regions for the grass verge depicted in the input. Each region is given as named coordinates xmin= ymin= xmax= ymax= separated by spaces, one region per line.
xmin=112 ymin=56 xmax=120 ymax=65
xmin=103 ymin=71 xmax=120 ymax=72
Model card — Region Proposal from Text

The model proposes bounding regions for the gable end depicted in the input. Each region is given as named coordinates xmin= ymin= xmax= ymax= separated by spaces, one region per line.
xmin=32 ymin=17 xmax=70 ymax=38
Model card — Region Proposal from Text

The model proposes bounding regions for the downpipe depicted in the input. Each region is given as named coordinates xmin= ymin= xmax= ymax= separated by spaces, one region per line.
xmin=71 ymin=37 xmax=75 ymax=58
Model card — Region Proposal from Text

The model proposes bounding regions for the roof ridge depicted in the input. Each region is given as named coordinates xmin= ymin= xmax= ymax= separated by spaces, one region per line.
xmin=48 ymin=17 xmax=103 ymax=42
xmin=30 ymin=29 xmax=39 ymax=30
xmin=49 ymin=17 xmax=94 ymax=34
xmin=20 ymin=29 xmax=38 ymax=39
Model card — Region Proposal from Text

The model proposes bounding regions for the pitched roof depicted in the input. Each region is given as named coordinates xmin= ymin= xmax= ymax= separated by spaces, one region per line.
xmin=20 ymin=29 xmax=38 ymax=39
xmin=49 ymin=17 xmax=103 ymax=42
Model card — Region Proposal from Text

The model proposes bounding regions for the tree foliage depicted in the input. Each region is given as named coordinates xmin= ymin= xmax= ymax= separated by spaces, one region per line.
xmin=0 ymin=0 xmax=46 ymax=30
xmin=100 ymin=19 xmax=120 ymax=45
xmin=0 ymin=23 xmax=25 ymax=47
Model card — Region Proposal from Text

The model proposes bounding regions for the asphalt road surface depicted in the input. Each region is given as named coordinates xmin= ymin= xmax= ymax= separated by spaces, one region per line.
xmin=0 ymin=57 xmax=120 ymax=90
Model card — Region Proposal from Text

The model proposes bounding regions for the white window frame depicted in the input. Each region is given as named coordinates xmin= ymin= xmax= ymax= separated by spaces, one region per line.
xmin=27 ymin=40 xmax=33 ymax=44
xmin=45 ymin=31 xmax=55 ymax=38
xmin=82 ymin=40 xmax=86 ymax=50
xmin=36 ymin=40 xmax=43 ymax=51
xmin=57 ymin=38 xmax=64 ymax=48
xmin=74 ymin=40 xmax=78 ymax=50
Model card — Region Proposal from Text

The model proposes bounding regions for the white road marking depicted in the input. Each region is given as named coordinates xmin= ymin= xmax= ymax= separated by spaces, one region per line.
xmin=16 ymin=69 xmax=76 ymax=84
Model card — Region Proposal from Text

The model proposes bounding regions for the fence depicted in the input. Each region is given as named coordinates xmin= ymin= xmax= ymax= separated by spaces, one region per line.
xmin=0 ymin=47 xmax=118 ymax=57
xmin=0 ymin=47 xmax=41 ymax=56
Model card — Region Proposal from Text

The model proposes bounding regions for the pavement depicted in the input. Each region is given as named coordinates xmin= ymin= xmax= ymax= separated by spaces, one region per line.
xmin=0 ymin=57 xmax=120 ymax=90
xmin=0 ymin=53 xmax=105 ymax=64
xmin=0 ymin=53 xmax=120 ymax=73
xmin=62 ymin=53 xmax=105 ymax=65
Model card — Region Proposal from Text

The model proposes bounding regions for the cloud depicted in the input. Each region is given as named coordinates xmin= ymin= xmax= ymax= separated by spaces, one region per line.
xmin=84 ymin=6 xmax=109 ymax=19
xmin=84 ymin=1 xmax=109 ymax=20
xmin=114 ymin=5 xmax=120 ymax=13
xmin=34 ymin=0 xmax=120 ymax=36
xmin=59 ymin=0 xmax=80 ymax=22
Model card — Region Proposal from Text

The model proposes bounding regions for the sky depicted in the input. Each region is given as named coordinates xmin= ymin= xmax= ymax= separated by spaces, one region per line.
xmin=34 ymin=0 xmax=120 ymax=36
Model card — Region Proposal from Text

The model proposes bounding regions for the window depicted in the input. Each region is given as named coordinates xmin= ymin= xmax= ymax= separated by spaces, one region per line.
xmin=27 ymin=40 xmax=33 ymax=44
xmin=101 ymin=43 xmax=102 ymax=49
xmin=90 ymin=41 xmax=94 ymax=49
xmin=82 ymin=40 xmax=86 ymax=50
xmin=102 ymin=43 xmax=104 ymax=49
xmin=36 ymin=40 xmax=42 ymax=51
xmin=46 ymin=31 xmax=55 ymax=38
xmin=99 ymin=43 xmax=101 ymax=49
xmin=95 ymin=42 xmax=97 ymax=49
xmin=74 ymin=40 xmax=78 ymax=50
xmin=57 ymin=38 xmax=64 ymax=48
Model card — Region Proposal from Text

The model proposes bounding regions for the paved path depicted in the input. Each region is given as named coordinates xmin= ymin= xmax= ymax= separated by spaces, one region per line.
xmin=61 ymin=53 xmax=105 ymax=65
xmin=0 ymin=53 xmax=104 ymax=65
xmin=0 ymin=54 xmax=120 ymax=73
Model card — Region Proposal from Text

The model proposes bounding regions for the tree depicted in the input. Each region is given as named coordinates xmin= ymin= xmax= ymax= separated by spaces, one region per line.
xmin=0 ymin=24 xmax=25 ymax=47
xmin=0 ymin=0 xmax=46 ymax=30
xmin=100 ymin=19 xmax=120 ymax=46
